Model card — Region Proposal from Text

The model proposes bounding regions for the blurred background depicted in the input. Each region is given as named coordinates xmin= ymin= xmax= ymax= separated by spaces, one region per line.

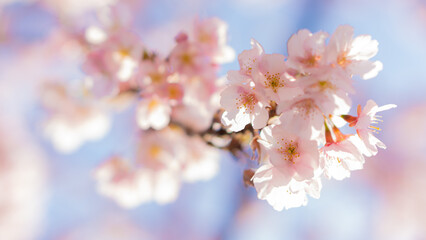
xmin=1 ymin=0 xmax=426 ymax=239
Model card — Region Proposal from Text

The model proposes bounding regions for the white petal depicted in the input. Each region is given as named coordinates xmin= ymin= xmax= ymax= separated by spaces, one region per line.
xmin=349 ymin=60 xmax=383 ymax=80
xmin=349 ymin=35 xmax=379 ymax=60
xmin=377 ymin=103 xmax=397 ymax=112
xmin=251 ymin=105 xmax=269 ymax=129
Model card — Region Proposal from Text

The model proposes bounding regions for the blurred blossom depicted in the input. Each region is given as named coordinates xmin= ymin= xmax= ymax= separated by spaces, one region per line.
xmin=82 ymin=29 xmax=143 ymax=97
xmin=41 ymin=82 xmax=111 ymax=153
xmin=0 ymin=117 xmax=47 ymax=240
xmin=94 ymin=126 xmax=221 ymax=208
xmin=58 ymin=214 xmax=151 ymax=240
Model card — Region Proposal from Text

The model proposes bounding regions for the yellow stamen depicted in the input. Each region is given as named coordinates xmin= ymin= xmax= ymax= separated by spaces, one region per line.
xmin=277 ymin=139 xmax=300 ymax=164
xmin=148 ymin=144 xmax=162 ymax=159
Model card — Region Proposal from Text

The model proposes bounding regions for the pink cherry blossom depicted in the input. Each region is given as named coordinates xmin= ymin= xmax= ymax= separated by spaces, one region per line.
xmin=41 ymin=82 xmax=111 ymax=153
xmin=220 ymin=84 xmax=269 ymax=132
xmin=193 ymin=17 xmax=235 ymax=64
xmin=169 ymin=40 xmax=209 ymax=76
xmin=95 ymin=128 xmax=188 ymax=207
xmin=258 ymin=125 xmax=320 ymax=183
xmin=320 ymin=135 xmax=366 ymax=180
xmin=94 ymin=156 xmax=150 ymax=208
xmin=136 ymin=127 xmax=182 ymax=171
xmin=70 ymin=19 xmax=398 ymax=212
xmin=137 ymin=58 xmax=171 ymax=93
xmin=351 ymin=100 xmax=397 ymax=156
xmin=168 ymin=62 xmax=225 ymax=131
xmin=286 ymin=29 xmax=328 ymax=72
xmin=0 ymin=118 xmax=47 ymax=240
xmin=171 ymin=76 xmax=222 ymax=132
xmin=136 ymin=95 xmax=171 ymax=130
xmin=82 ymin=30 xmax=142 ymax=97
xmin=238 ymin=38 xmax=264 ymax=77
xmin=326 ymin=25 xmax=383 ymax=80
xmin=252 ymin=53 xmax=303 ymax=103
xmin=94 ymin=156 xmax=181 ymax=207
xmin=277 ymin=100 xmax=326 ymax=144
xmin=180 ymin=135 xmax=221 ymax=183
xmin=252 ymin=160 xmax=322 ymax=211
xmin=276 ymin=84 xmax=351 ymax=145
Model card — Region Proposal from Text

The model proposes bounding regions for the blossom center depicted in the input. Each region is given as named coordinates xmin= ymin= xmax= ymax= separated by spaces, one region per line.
xmin=148 ymin=99 xmax=159 ymax=111
xmin=317 ymin=81 xmax=335 ymax=91
xmin=198 ymin=31 xmax=212 ymax=43
xmin=148 ymin=144 xmax=162 ymax=159
xmin=337 ymin=52 xmax=351 ymax=68
xmin=149 ymin=72 xmax=164 ymax=84
xmin=180 ymin=53 xmax=193 ymax=65
xmin=166 ymin=84 xmax=184 ymax=101
xmin=277 ymin=139 xmax=300 ymax=164
xmin=243 ymin=58 xmax=256 ymax=75
xmin=300 ymin=54 xmax=321 ymax=67
xmin=264 ymin=71 xmax=285 ymax=92
xmin=236 ymin=91 xmax=258 ymax=113
xmin=293 ymin=99 xmax=317 ymax=119
xmin=114 ymin=48 xmax=131 ymax=62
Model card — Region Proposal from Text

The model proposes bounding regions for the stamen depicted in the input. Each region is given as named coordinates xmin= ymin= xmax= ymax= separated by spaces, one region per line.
xmin=369 ymin=125 xmax=381 ymax=131
xmin=337 ymin=52 xmax=351 ymax=68
xmin=277 ymin=139 xmax=300 ymax=164
xmin=263 ymin=71 xmax=285 ymax=92
xmin=300 ymin=54 xmax=321 ymax=67
xmin=236 ymin=90 xmax=258 ymax=114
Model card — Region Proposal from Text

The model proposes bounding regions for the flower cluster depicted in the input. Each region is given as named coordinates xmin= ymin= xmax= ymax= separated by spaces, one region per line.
xmin=94 ymin=126 xmax=221 ymax=208
xmin=221 ymin=25 xmax=396 ymax=210
xmin=83 ymin=17 xmax=234 ymax=132
xmin=41 ymin=82 xmax=111 ymax=153
xmin=84 ymin=17 xmax=234 ymax=207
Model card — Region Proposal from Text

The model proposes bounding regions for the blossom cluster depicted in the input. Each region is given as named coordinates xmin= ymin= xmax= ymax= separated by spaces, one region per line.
xmin=83 ymin=17 xmax=234 ymax=132
xmin=94 ymin=126 xmax=220 ymax=208
xmin=41 ymin=82 xmax=111 ymax=153
xmin=82 ymin=17 xmax=234 ymax=207
xmin=221 ymin=25 xmax=396 ymax=210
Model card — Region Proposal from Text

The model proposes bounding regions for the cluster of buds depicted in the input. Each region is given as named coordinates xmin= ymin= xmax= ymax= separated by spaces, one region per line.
xmin=84 ymin=18 xmax=236 ymax=207
xmin=220 ymin=25 xmax=396 ymax=210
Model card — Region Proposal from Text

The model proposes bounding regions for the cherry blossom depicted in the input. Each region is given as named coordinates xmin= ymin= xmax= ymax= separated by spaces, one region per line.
xmin=223 ymin=25 xmax=395 ymax=210
xmin=35 ymin=15 xmax=395 ymax=212
xmin=258 ymin=125 xmax=320 ymax=183
xmin=252 ymin=160 xmax=322 ymax=211
xmin=94 ymin=156 xmax=152 ymax=208
xmin=82 ymin=30 xmax=142 ymax=97
xmin=347 ymin=100 xmax=397 ymax=156
xmin=0 ymin=118 xmax=47 ymax=240
xmin=286 ymin=29 xmax=328 ymax=72
xmin=326 ymin=25 xmax=383 ymax=80
xmin=220 ymin=84 xmax=269 ymax=132
xmin=95 ymin=125 xmax=221 ymax=207
xmin=193 ymin=17 xmax=235 ymax=64
xmin=238 ymin=38 xmax=264 ymax=77
xmin=180 ymin=135 xmax=221 ymax=182
xmin=136 ymin=95 xmax=171 ymax=130
xmin=321 ymin=135 xmax=366 ymax=180
xmin=41 ymin=82 xmax=111 ymax=153
xmin=252 ymin=53 xmax=303 ymax=102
